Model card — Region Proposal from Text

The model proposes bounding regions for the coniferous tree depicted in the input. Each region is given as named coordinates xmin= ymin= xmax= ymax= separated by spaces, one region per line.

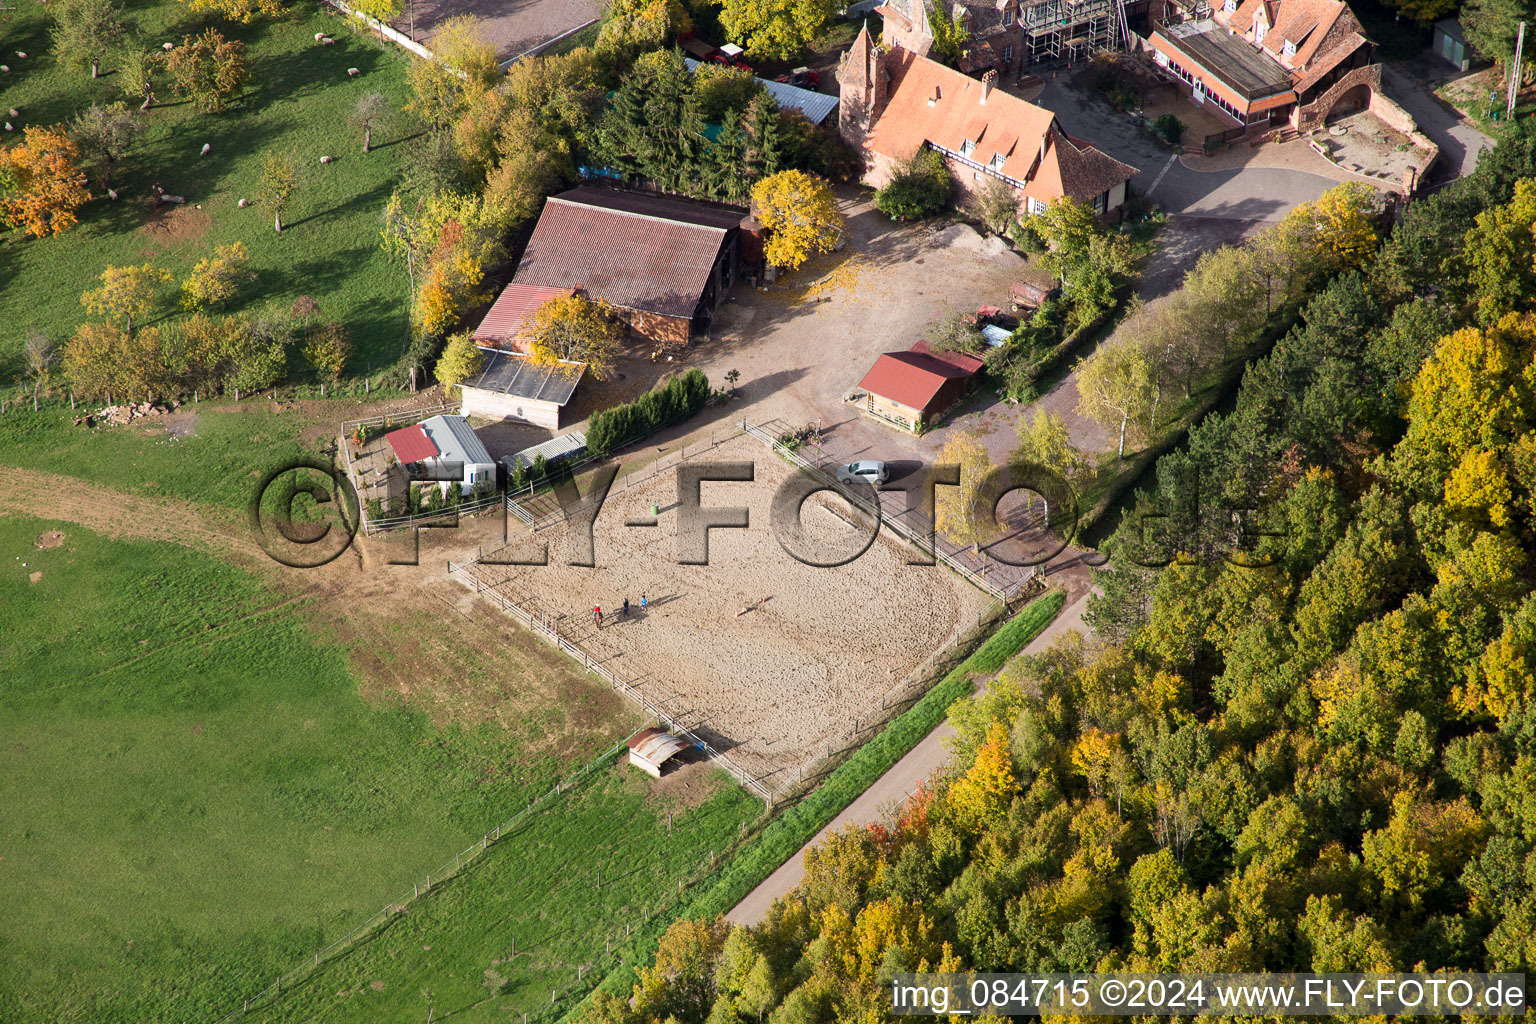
xmin=705 ymin=107 xmax=748 ymax=204
xmin=742 ymin=93 xmax=782 ymax=182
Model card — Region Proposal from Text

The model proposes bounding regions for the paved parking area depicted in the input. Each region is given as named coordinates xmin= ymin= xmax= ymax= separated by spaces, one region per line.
xmin=1021 ymin=72 xmax=1339 ymax=219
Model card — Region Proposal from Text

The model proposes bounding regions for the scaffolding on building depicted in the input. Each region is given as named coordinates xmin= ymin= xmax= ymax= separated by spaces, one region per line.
xmin=1021 ymin=0 xmax=1127 ymax=65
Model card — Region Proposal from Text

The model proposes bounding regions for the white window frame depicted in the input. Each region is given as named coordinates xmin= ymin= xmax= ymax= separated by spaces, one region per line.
xmin=1003 ymin=7 xmax=1015 ymax=25
xmin=1028 ymin=196 xmax=1047 ymax=215
xmin=1281 ymin=38 xmax=1297 ymax=57
xmin=959 ymin=138 xmax=977 ymax=157
xmin=989 ymin=152 xmax=1007 ymax=171
xmin=1002 ymin=43 xmax=1014 ymax=61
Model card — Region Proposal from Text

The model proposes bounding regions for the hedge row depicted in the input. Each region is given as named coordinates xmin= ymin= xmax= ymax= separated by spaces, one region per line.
xmin=586 ymin=368 xmax=710 ymax=457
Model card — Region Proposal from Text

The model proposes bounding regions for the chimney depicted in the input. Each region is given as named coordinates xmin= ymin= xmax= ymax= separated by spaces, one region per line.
xmin=1039 ymin=127 xmax=1050 ymax=163
xmin=981 ymin=69 xmax=997 ymax=104
xmin=928 ymin=85 xmax=941 ymax=107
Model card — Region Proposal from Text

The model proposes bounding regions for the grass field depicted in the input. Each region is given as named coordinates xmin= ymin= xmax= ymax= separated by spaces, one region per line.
xmin=0 ymin=0 xmax=416 ymax=378
xmin=0 ymin=513 xmax=633 ymax=1023
xmin=250 ymin=762 xmax=760 ymax=1024
xmin=0 ymin=400 xmax=321 ymax=511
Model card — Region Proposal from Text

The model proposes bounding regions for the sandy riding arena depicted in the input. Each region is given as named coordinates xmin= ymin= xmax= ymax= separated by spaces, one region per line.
xmin=457 ymin=433 xmax=992 ymax=791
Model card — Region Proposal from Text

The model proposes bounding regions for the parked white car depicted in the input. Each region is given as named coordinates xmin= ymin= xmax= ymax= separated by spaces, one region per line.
xmin=835 ymin=460 xmax=888 ymax=487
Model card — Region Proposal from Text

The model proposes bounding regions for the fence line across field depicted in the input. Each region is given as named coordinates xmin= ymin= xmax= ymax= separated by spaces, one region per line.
xmin=210 ymin=730 xmax=642 ymax=1024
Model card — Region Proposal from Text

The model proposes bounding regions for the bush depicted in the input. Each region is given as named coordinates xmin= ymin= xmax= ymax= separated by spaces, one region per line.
xmin=586 ymin=368 xmax=710 ymax=457
xmin=874 ymin=149 xmax=955 ymax=220
xmin=1154 ymin=113 xmax=1186 ymax=146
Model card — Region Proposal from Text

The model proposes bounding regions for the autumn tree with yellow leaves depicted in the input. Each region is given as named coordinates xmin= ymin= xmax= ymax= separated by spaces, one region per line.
xmin=750 ymin=169 xmax=843 ymax=271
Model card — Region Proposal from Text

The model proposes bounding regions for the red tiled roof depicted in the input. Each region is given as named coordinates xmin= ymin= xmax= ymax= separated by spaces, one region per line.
xmin=859 ymin=348 xmax=981 ymax=411
xmin=866 ymin=48 xmax=1056 ymax=181
xmin=385 ymin=424 xmax=439 ymax=465
xmin=515 ymin=188 xmax=746 ymax=319
xmin=910 ymin=338 xmax=986 ymax=374
xmin=473 ymin=283 xmax=573 ymax=349
xmin=859 ymin=49 xmax=1137 ymax=204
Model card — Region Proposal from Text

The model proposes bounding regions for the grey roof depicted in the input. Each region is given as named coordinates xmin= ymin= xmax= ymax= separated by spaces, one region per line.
xmin=468 ymin=351 xmax=586 ymax=406
xmin=419 ymin=415 xmax=495 ymax=468
xmin=1164 ymin=19 xmax=1293 ymax=99
xmin=1434 ymin=17 xmax=1466 ymax=42
xmin=683 ymin=58 xmax=841 ymax=125
xmin=504 ymin=431 xmax=588 ymax=471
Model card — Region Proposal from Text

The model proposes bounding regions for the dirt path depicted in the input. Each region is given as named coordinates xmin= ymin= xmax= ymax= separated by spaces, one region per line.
xmin=724 ymin=589 xmax=1094 ymax=927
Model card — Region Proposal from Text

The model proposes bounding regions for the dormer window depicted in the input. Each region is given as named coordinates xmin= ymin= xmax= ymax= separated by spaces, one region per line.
xmin=988 ymin=152 xmax=1007 ymax=170
xmin=960 ymin=138 xmax=977 ymax=157
xmin=1003 ymin=7 xmax=1015 ymax=25
xmin=1281 ymin=38 xmax=1297 ymax=57
xmin=1222 ymin=0 xmax=1235 ymax=12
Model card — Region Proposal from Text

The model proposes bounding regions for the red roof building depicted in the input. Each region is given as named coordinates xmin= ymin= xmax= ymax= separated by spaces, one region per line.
xmin=858 ymin=343 xmax=984 ymax=432
xmin=384 ymin=423 xmax=439 ymax=465
xmin=472 ymin=283 xmax=574 ymax=352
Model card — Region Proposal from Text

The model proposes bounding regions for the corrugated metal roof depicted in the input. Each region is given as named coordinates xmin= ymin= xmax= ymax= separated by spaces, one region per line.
xmin=385 ymin=423 xmax=439 ymax=465
xmin=473 ymin=283 xmax=573 ymax=348
xmin=418 ymin=415 xmax=495 ymax=468
xmin=468 ymin=352 xmax=586 ymax=406
xmin=683 ymin=58 xmax=841 ymax=125
xmin=627 ymin=727 xmax=691 ymax=767
xmin=516 ymin=188 xmax=741 ymax=318
xmin=504 ymin=431 xmax=588 ymax=472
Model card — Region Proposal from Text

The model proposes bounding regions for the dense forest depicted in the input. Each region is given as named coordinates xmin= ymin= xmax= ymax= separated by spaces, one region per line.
xmin=580 ymin=119 xmax=1536 ymax=1024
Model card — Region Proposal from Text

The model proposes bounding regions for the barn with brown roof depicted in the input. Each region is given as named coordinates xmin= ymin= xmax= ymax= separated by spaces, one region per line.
xmin=838 ymin=26 xmax=1138 ymax=217
xmin=512 ymin=187 xmax=749 ymax=347
xmin=858 ymin=342 xmax=986 ymax=432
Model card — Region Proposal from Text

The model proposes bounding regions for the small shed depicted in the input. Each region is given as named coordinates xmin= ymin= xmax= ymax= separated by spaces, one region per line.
xmin=503 ymin=431 xmax=588 ymax=477
xmin=857 ymin=343 xmax=984 ymax=433
xmin=384 ymin=414 xmax=497 ymax=494
xmin=627 ymin=728 xmax=691 ymax=778
xmin=459 ymin=351 xmax=587 ymax=429
xmin=1433 ymin=19 xmax=1473 ymax=72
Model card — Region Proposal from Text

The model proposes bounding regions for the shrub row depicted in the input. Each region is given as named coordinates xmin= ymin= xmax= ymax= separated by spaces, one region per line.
xmin=586 ymin=368 xmax=710 ymax=457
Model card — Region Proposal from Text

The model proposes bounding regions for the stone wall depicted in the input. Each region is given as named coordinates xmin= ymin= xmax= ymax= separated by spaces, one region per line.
xmin=1294 ymin=62 xmax=1381 ymax=133
xmin=459 ymin=386 xmax=564 ymax=429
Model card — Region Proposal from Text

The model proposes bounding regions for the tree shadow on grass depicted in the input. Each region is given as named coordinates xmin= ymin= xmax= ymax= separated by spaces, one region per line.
xmin=279 ymin=178 xmax=396 ymax=232
xmin=241 ymin=40 xmax=387 ymax=117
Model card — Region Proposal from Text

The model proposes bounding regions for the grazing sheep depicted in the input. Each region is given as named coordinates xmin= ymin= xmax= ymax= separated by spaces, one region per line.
xmin=238 ymin=198 xmax=248 ymax=207
xmin=15 ymin=52 xmax=26 ymax=59
xmin=200 ymin=143 xmax=211 ymax=156
xmin=347 ymin=67 xmax=359 ymax=76
xmin=320 ymin=36 xmax=335 ymax=45
xmin=1 ymin=66 xmax=10 ymax=73
xmin=315 ymin=31 xmax=325 ymax=41
xmin=163 ymin=42 xmax=175 ymax=50
xmin=319 ymin=155 xmax=333 ymax=164
xmin=3 ymin=123 xmax=11 ymax=132
xmin=7 ymin=109 xmax=16 ymax=118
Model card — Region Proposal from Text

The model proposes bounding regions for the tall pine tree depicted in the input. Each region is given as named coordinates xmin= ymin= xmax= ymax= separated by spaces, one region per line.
xmin=743 ymin=93 xmax=783 ymax=183
xmin=704 ymin=107 xmax=748 ymax=203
